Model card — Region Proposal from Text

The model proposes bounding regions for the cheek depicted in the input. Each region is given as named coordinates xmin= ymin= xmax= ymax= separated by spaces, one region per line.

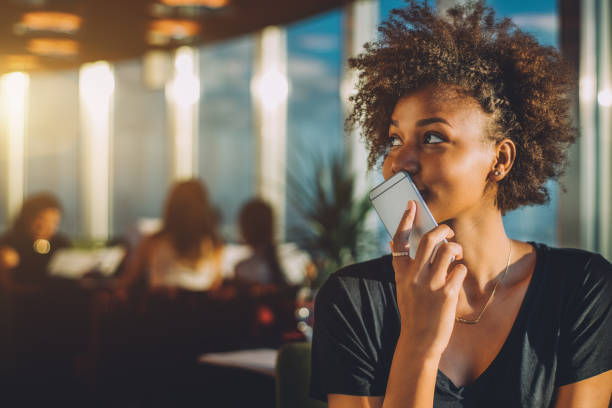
xmin=428 ymin=152 xmax=490 ymax=195
xmin=452 ymin=160 xmax=485 ymax=182
xmin=381 ymin=154 xmax=394 ymax=180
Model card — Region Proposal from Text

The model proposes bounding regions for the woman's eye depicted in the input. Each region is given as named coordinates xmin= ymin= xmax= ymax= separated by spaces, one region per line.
xmin=423 ymin=132 xmax=444 ymax=144
xmin=389 ymin=134 xmax=403 ymax=147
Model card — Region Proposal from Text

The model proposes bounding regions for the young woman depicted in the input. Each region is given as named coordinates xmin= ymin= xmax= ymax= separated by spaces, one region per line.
xmin=116 ymin=179 xmax=224 ymax=294
xmin=0 ymin=192 xmax=70 ymax=294
xmin=310 ymin=2 xmax=611 ymax=407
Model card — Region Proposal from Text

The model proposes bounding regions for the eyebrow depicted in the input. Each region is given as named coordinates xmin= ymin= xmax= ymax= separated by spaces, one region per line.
xmin=416 ymin=117 xmax=451 ymax=127
xmin=390 ymin=117 xmax=452 ymax=128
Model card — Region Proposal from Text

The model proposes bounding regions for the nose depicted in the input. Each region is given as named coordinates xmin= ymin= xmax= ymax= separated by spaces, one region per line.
xmin=391 ymin=145 xmax=420 ymax=176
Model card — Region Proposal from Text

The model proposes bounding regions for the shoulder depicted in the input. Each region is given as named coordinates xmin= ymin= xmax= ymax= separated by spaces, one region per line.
xmin=136 ymin=234 xmax=168 ymax=260
xmin=315 ymin=255 xmax=394 ymax=311
xmin=533 ymin=243 xmax=612 ymax=316
xmin=235 ymin=255 xmax=258 ymax=273
xmin=535 ymin=243 xmax=611 ymax=284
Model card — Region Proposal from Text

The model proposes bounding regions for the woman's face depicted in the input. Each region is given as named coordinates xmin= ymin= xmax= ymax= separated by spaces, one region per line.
xmin=381 ymin=87 xmax=498 ymax=223
xmin=29 ymin=208 xmax=61 ymax=240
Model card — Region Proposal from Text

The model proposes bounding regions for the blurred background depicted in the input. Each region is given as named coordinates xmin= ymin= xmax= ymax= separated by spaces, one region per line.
xmin=0 ymin=0 xmax=610 ymax=406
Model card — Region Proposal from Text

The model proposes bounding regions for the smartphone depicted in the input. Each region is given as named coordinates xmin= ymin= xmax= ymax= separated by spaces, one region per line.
xmin=369 ymin=171 xmax=442 ymax=258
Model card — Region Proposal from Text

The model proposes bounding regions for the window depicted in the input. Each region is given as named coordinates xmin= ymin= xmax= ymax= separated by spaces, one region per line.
xmin=26 ymin=70 xmax=81 ymax=237
xmin=113 ymin=59 xmax=169 ymax=238
xmin=198 ymin=36 xmax=256 ymax=241
xmin=285 ymin=10 xmax=344 ymax=241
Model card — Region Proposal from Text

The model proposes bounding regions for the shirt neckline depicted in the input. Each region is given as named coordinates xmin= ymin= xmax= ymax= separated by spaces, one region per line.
xmin=436 ymin=241 xmax=546 ymax=392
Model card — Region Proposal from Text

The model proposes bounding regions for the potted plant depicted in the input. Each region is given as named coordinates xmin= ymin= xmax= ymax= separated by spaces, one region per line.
xmin=287 ymin=151 xmax=376 ymax=288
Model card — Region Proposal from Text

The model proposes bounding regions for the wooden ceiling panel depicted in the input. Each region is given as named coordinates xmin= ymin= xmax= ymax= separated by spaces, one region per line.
xmin=0 ymin=0 xmax=353 ymax=74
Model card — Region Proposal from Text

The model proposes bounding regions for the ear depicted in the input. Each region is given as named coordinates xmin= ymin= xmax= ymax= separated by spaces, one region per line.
xmin=490 ymin=138 xmax=516 ymax=181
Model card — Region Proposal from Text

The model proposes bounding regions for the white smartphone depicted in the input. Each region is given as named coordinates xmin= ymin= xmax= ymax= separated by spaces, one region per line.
xmin=369 ymin=171 xmax=442 ymax=258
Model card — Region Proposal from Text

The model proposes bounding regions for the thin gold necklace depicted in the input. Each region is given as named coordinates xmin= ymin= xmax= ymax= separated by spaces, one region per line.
xmin=455 ymin=240 xmax=512 ymax=325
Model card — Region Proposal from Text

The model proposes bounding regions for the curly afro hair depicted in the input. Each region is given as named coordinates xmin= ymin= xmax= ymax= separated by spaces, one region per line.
xmin=346 ymin=0 xmax=577 ymax=212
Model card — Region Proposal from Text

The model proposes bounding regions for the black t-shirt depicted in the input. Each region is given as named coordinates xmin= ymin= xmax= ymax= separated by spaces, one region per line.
xmin=310 ymin=243 xmax=612 ymax=407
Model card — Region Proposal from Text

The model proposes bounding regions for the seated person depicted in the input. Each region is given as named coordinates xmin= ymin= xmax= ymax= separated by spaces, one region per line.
xmin=115 ymin=179 xmax=224 ymax=296
xmin=234 ymin=199 xmax=287 ymax=291
xmin=0 ymin=193 xmax=70 ymax=295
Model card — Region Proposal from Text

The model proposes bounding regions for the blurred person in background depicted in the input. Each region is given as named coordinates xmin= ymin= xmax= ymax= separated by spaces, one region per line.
xmin=233 ymin=198 xmax=302 ymax=346
xmin=0 ymin=194 xmax=84 ymax=406
xmin=115 ymin=179 xmax=224 ymax=297
xmin=235 ymin=198 xmax=287 ymax=290
xmin=0 ymin=192 xmax=70 ymax=294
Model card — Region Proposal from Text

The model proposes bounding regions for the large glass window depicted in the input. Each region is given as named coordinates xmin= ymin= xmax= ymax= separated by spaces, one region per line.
xmin=26 ymin=70 xmax=81 ymax=237
xmin=285 ymin=9 xmax=344 ymax=241
xmin=198 ymin=36 xmax=256 ymax=241
xmin=113 ymin=59 xmax=169 ymax=239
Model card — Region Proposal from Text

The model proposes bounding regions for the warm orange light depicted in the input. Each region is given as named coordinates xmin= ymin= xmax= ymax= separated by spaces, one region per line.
xmin=159 ymin=0 xmax=229 ymax=7
xmin=0 ymin=54 xmax=40 ymax=71
xmin=148 ymin=19 xmax=200 ymax=45
xmin=27 ymin=38 xmax=79 ymax=56
xmin=150 ymin=19 xmax=200 ymax=38
xmin=20 ymin=11 xmax=82 ymax=33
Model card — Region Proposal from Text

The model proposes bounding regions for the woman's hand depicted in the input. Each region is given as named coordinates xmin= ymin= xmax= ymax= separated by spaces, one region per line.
xmin=391 ymin=201 xmax=467 ymax=359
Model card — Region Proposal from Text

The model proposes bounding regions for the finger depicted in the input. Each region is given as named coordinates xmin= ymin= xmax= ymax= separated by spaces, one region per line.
xmin=392 ymin=200 xmax=416 ymax=251
xmin=426 ymin=242 xmax=463 ymax=287
xmin=444 ymin=264 xmax=467 ymax=299
xmin=413 ymin=224 xmax=455 ymax=269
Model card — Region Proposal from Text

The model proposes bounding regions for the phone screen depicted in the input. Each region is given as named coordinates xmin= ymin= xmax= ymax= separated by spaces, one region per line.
xmin=369 ymin=171 xmax=440 ymax=258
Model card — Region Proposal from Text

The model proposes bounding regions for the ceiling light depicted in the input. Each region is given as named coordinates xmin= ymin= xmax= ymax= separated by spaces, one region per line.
xmin=0 ymin=55 xmax=41 ymax=71
xmin=16 ymin=12 xmax=82 ymax=34
xmin=148 ymin=19 xmax=200 ymax=45
xmin=159 ymin=0 xmax=229 ymax=8
xmin=27 ymin=38 xmax=79 ymax=57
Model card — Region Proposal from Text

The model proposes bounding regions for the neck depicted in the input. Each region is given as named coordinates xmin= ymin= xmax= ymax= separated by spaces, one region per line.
xmin=443 ymin=206 xmax=511 ymax=293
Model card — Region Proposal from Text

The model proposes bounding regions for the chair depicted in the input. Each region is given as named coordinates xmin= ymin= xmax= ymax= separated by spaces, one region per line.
xmin=275 ymin=341 xmax=327 ymax=408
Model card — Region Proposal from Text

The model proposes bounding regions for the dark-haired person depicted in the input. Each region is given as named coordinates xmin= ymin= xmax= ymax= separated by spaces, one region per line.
xmin=0 ymin=193 xmax=74 ymax=403
xmin=310 ymin=2 xmax=611 ymax=407
xmin=233 ymin=199 xmax=297 ymax=346
xmin=0 ymin=192 xmax=70 ymax=294
xmin=235 ymin=199 xmax=287 ymax=288
xmin=115 ymin=179 xmax=224 ymax=295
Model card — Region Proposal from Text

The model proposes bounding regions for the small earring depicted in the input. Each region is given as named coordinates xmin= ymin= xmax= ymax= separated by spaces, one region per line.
xmin=494 ymin=170 xmax=501 ymax=176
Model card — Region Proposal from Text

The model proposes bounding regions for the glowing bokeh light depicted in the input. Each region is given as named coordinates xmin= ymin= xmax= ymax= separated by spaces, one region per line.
xmin=160 ymin=0 xmax=229 ymax=7
xmin=1 ymin=72 xmax=29 ymax=219
xmin=79 ymin=61 xmax=114 ymax=240
xmin=27 ymin=38 xmax=79 ymax=56
xmin=20 ymin=12 xmax=82 ymax=33
xmin=166 ymin=46 xmax=200 ymax=106
xmin=598 ymin=89 xmax=612 ymax=107
xmin=250 ymin=70 xmax=288 ymax=110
